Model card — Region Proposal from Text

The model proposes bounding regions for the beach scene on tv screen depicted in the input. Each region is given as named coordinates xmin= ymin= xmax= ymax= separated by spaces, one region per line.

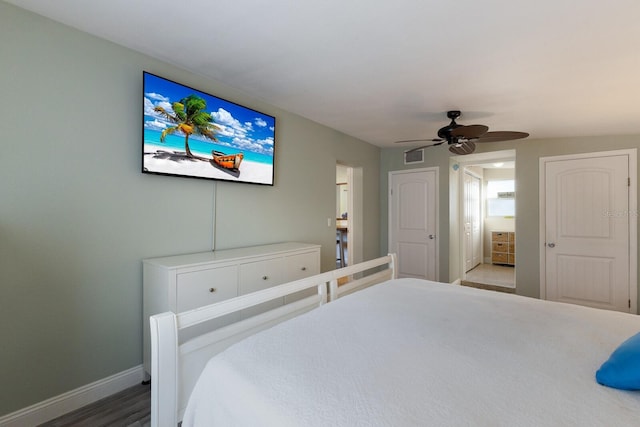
xmin=143 ymin=73 xmax=275 ymax=185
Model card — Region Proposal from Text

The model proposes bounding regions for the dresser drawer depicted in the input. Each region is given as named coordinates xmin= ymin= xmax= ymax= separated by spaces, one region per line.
xmin=239 ymin=258 xmax=284 ymax=318
xmin=492 ymin=252 xmax=509 ymax=264
xmin=492 ymin=232 xmax=509 ymax=242
xmin=492 ymin=242 xmax=509 ymax=253
xmin=284 ymin=251 xmax=321 ymax=303
xmin=176 ymin=265 xmax=238 ymax=312
xmin=239 ymin=258 xmax=284 ymax=294
xmin=284 ymin=251 xmax=320 ymax=281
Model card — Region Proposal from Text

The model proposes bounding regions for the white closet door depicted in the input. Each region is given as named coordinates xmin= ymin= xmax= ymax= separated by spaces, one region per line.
xmin=544 ymin=154 xmax=630 ymax=312
xmin=464 ymin=171 xmax=481 ymax=272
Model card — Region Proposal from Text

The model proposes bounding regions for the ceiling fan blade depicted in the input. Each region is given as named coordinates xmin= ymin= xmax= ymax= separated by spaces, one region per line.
xmin=405 ymin=141 xmax=445 ymax=153
xmin=450 ymin=124 xmax=489 ymax=139
xmin=474 ymin=131 xmax=529 ymax=143
xmin=448 ymin=141 xmax=476 ymax=155
xmin=394 ymin=138 xmax=443 ymax=144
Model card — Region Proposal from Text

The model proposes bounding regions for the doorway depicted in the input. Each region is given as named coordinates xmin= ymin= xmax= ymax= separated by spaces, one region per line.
xmin=336 ymin=164 xmax=363 ymax=269
xmin=539 ymin=149 xmax=637 ymax=313
xmin=451 ymin=150 xmax=516 ymax=292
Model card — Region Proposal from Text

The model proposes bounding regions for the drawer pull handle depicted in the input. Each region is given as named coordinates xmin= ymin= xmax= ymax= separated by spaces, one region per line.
xmin=262 ymin=276 xmax=269 ymax=280
xmin=301 ymin=267 xmax=307 ymax=271
xmin=209 ymin=287 xmax=216 ymax=293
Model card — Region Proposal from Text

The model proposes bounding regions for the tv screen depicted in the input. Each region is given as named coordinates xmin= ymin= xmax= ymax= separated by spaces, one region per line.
xmin=142 ymin=72 xmax=276 ymax=185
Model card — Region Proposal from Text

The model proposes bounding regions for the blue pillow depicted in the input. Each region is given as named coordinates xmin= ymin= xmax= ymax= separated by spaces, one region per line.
xmin=596 ymin=332 xmax=640 ymax=390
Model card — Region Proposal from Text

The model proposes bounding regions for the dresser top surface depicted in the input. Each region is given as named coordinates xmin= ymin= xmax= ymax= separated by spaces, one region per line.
xmin=143 ymin=242 xmax=320 ymax=268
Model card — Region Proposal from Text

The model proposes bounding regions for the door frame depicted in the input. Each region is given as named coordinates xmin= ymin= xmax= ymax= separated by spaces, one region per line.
xmin=450 ymin=150 xmax=516 ymax=283
xmin=336 ymin=163 xmax=363 ymax=267
xmin=539 ymin=148 xmax=637 ymax=313
xmin=388 ymin=167 xmax=439 ymax=281
xmin=347 ymin=165 xmax=363 ymax=266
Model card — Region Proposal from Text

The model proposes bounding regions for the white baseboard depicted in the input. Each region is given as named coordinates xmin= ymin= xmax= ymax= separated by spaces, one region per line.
xmin=450 ymin=278 xmax=461 ymax=286
xmin=0 ymin=365 xmax=145 ymax=427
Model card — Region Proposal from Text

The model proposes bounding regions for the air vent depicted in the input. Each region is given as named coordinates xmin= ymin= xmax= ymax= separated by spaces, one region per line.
xmin=404 ymin=149 xmax=424 ymax=165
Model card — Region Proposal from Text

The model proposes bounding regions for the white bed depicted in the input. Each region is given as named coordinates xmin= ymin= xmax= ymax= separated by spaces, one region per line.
xmin=150 ymin=254 xmax=398 ymax=426
xmin=150 ymin=255 xmax=640 ymax=426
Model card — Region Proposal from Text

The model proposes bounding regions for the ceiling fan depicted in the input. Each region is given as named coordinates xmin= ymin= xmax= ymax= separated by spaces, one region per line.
xmin=395 ymin=110 xmax=529 ymax=155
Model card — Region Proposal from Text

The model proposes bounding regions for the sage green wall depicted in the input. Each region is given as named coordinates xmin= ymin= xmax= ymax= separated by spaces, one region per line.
xmin=0 ymin=2 xmax=380 ymax=415
xmin=381 ymin=135 xmax=640 ymax=307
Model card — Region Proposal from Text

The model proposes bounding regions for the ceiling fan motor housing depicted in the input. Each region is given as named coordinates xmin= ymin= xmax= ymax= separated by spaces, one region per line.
xmin=437 ymin=110 xmax=463 ymax=142
xmin=446 ymin=110 xmax=461 ymax=120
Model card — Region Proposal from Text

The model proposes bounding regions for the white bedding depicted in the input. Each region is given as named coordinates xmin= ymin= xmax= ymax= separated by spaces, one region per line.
xmin=182 ymin=278 xmax=640 ymax=426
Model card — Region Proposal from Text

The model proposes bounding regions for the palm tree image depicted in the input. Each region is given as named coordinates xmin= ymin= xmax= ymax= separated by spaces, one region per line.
xmin=142 ymin=73 xmax=274 ymax=182
xmin=153 ymin=94 xmax=220 ymax=158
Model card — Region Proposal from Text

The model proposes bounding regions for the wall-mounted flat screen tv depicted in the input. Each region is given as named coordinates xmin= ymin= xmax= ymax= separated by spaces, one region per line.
xmin=142 ymin=72 xmax=276 ymax=185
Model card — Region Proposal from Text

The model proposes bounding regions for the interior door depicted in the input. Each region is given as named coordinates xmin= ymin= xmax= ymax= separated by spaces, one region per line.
xmin=463 ymin=171 xmax=482 ymax=272
xmin=543 ymin=154 xmax=630 ymax=312
xmin=389 ymin=168 xmax=438 ymax=280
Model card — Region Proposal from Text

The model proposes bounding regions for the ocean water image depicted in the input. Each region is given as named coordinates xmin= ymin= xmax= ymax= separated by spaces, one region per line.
xmin=143 ymin=129 xmax=272 ymax=164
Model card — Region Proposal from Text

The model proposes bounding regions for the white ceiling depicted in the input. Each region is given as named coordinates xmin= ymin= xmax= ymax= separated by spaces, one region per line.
xmin=7 ymin=0 xmax=640 ymax=148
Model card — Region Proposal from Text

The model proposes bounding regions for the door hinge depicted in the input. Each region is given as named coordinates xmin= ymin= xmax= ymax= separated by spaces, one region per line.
xmin=629 ymin=299 xmax=631 ymax=308
xmin=628 ymin=177 xmax=631 ymax=186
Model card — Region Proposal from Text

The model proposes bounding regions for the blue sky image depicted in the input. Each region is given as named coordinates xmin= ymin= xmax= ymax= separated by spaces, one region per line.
xmin=143 ymin=72 xmax=275 ymax=157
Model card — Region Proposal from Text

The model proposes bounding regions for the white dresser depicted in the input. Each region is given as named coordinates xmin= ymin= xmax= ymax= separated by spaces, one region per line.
xmin=142 ymin=242 xmax=321 ymax=375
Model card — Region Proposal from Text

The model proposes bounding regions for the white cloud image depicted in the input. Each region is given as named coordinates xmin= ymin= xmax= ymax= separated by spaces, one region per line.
xmin=145 ymin=92 xmax=169 ymax=102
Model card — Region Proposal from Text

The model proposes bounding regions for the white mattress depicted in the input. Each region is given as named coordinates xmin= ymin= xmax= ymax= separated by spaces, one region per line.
xmin=183 ymin=278 xmax=640 ymax=426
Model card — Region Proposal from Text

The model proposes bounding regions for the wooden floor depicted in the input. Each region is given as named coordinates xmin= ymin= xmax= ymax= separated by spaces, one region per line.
xmin=38 ymin=383 xmax=150 ymax=427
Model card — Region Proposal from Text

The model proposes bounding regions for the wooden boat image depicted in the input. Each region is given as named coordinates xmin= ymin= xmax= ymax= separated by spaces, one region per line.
xmin=210 ymin=150 xmax=243 ymax=178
